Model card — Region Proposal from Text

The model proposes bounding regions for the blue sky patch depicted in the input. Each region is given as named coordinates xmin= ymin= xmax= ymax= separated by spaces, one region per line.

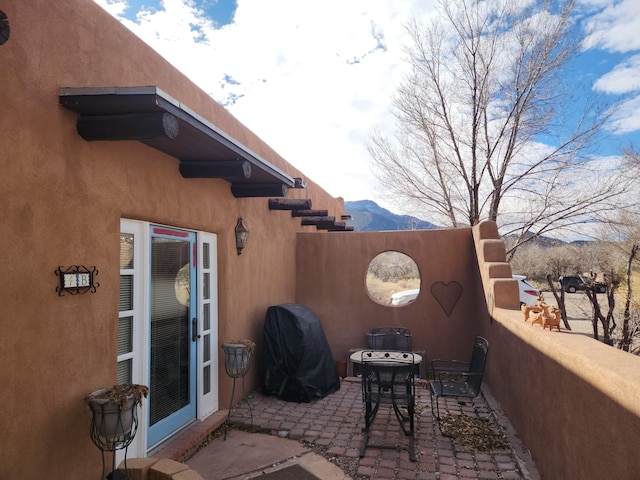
xmin=120 ymin=0 xmax=237 ymax=27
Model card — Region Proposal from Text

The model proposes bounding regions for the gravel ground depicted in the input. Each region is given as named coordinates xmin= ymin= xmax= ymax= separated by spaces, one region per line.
xmin=540 ymin=290 xmax=636 ymax=348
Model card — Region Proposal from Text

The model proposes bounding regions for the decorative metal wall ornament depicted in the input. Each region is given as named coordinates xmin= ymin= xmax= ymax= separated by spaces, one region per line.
xmin=0 ymin=11 xmax=9 ymax=45
xmin=55 ymin=265 xmax=100 ymax=296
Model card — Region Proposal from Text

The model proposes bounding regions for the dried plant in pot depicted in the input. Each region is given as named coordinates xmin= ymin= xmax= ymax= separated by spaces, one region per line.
xmin=222 ymin=340 xmax=255 ymax=378
xmin=84 ymin=384 xmax=148 ymax=445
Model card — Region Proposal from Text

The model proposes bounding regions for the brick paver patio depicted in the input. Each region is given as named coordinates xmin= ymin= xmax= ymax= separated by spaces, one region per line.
xmin=228 ymin=378 xmax=537 ymax=480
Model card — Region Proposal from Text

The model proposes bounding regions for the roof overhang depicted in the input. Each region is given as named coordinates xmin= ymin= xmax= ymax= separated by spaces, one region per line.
xmin=59 ymin=86 xmax=296 ymax=197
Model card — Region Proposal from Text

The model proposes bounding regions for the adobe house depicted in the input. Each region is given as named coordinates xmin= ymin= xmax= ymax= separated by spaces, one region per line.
xmin=2 ymin=2 xmax=640 ymax=480
xmin=1 ymin=0 xmax=347 ymax=474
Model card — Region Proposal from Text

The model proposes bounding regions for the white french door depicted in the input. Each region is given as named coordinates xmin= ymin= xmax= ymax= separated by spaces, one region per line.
xmin=118 ymin=220 xmax=218 ymax=457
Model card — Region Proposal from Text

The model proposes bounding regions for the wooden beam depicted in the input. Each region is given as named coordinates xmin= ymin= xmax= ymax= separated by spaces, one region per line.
xmin=77 ymin=113 xmax=179 ymax=141
xmin=291 ymin=209 xmax=329 ymax=217
xmin=179 ymin=161 xmax=251 ymax=179
xmin=300 ymin=216 xmax=336 ymax=226
xmin=231 ymin=183 xmax=288 ymax=198
xmin=268 ymin=198 xmax=312 ymax=210
xmin=317 ymin=221 xmax=346 ymax=230
xmin=329 ymin=227 xmax=355 ymax=232
xmin=328 ymin=224 xmax=354 ymax=231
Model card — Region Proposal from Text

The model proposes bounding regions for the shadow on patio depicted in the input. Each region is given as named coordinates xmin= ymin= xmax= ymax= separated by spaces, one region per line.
xmin=185 ymin=378 xmax=539 ymax=480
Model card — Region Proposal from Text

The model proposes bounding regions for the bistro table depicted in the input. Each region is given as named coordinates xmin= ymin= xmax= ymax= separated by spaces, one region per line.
xmin=350 ymin=350 xmax=422 ymax=461
xmin=349 ymin=350 xmax=423 ymax=367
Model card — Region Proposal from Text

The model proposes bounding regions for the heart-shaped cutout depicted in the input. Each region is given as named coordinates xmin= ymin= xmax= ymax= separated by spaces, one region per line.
xmin=431 ymin=281 xmax=463 ymax=316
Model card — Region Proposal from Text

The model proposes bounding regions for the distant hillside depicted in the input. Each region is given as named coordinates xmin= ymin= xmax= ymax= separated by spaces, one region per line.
xmin=345 ymin=200 xmax=438 ymax=232
xmin=344 ymin=201 xmax=582 ymax=246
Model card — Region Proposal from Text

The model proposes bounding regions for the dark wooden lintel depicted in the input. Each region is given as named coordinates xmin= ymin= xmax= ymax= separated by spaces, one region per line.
xmin=329 ymin=225 xmax=355 ymax=232
xmin=179 ymin=160 xmax=251 ymax=179
xmin=77 ymin=112 xmax=179 ymax=141
xmin=317 ymin=221 xmax=346 ymax=230
xmin=268 ymin=198 xmax=312 ymax=211
xmin=231 ymin=183 xmax=288 ymax=198
xmin=291 ymin=209 xmax=329 ymax=217
xmin=301 ymin=216 xmax=336 ymax=226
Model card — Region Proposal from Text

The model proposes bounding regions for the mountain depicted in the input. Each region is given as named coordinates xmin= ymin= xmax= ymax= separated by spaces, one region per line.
xmin=344 ymin=200 xmax=438 ymax=232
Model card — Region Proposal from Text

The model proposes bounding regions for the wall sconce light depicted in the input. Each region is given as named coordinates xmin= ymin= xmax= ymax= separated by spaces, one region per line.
xmin=235 ymin=217 xmax=249 ymax=255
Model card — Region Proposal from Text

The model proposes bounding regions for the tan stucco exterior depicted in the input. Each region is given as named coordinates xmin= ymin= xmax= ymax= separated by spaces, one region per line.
xmin=3 ymin=1 xmax=640 ymax=479
xmin=473 ymin=222 xmax=640 ymax=480
xmin=296 ymin=229 xmax=489 ymax=363
xmin=1 ymin=1 xmax=344 ymax=476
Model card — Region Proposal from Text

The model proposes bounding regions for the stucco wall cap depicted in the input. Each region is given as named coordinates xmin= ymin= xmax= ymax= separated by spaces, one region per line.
xmin=486 ymin=262 xmax=513 ymax=279
xmin=474 ymin=220 xmax=500 ymax=239
xmin=480 ymin=239 xmax=507 ymax=263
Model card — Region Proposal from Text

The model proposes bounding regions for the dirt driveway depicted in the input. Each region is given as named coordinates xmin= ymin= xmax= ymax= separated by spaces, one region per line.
xmin=543 ymin=290 xmax=622 ymax=340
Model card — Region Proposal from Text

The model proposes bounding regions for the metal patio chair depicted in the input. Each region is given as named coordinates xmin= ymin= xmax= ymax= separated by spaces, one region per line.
xmin=366 ymin=326 xmax=412 ymax=351
xmin=359 ymin=350 xmax=418 ymax=461
xmin=429 ymin=336 xmax=489 ymax=421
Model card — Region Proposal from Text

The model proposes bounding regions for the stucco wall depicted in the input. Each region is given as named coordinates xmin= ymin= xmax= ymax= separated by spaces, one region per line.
xmin=7 ymin=1 xmax=639 ymax=478
xmin=0 ymin=1 xmax=343 ymax=478
xmin=295 ymin=228 xmax=491 ymax=365
xmin=473 ymin=222 xmax=640 ymax=480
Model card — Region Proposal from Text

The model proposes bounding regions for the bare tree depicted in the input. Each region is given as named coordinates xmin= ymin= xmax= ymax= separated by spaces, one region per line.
xmin=585 ymin=271 xmax=621 ymax=345
xmin=369 ymin=0 xmax=637 ymax=258
xmin=620 ymin=244 xmax=639 ymax=351
xmin=546 ymin=274 xmax=571 ymax=330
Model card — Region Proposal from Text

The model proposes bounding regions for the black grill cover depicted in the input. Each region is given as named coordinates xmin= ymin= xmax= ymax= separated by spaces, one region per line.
xmin=263 ymin=303 xmax=340 ymax=402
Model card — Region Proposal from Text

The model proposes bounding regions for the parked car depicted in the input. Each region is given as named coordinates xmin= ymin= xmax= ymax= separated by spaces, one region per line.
xmin=513 ymin=275 xmax=540 ymax=305
xmin=389 ymin=288 xmax=420 ymax=306
xmin=559 ymin=275 xmax=606 ymax=294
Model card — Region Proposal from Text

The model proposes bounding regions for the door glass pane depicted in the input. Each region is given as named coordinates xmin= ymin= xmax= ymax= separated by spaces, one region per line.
xmin=203 ymin=272 xmax=210 ymax=300
xmin=150 ymin=237 xmax=191 ymax=426
xmin=119 ymin=276 xmax=133 ymax=311
xmin=203 ymin=365 xmax=211 ymax=395
xmin=203 ymin=242 xmax=210 ymax=269
xmin=118 ymin=316 xmax=133 ymax=355
xmin=203 ymin=334 xmax=210 ymax=362
xmin=117 ymin=359 xmax=132 ymax=385
xmin=120 ymin=233 xmax=134 ymax=269
xmin=203 ymin=303 xmax=210 ymax=331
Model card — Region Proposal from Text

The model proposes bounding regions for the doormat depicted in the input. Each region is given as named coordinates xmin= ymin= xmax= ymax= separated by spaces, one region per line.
xmin=254 ymin=464 xmax=320 ymax=480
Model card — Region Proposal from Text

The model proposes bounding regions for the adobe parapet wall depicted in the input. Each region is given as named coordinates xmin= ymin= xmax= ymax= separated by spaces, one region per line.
xmin=472 ymin=221 xmax=640 ymax=480
xmin=472 ymin=221 xmax=520 ymax=311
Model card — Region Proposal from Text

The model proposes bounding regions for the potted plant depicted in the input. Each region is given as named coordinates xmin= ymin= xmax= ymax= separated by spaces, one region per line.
xmin=222 ymin=340 xmax=255 ymax=378
xmin=84 ymin=384 xmax=148 ymax=443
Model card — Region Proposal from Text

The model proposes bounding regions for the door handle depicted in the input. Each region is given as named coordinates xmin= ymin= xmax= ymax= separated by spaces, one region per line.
xmin=192 ymin=317 xmax=201 ymax=342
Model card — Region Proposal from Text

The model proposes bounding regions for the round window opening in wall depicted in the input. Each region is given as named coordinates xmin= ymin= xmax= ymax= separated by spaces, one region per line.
xmin=366 ymin=251 xmax=421 ymax=307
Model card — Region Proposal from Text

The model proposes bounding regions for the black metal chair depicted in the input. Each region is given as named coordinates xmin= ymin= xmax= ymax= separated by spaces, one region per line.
xmin=429 ymin=336 xmax=489 ymax=421
xmin=359 ymin=350 xmax=417 ymax=461
xmin=366 ymin=326 xmax=412 ymax=351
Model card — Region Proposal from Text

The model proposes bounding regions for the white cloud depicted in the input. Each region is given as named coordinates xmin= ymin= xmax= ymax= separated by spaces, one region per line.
xmin=94 ymin=0 xmax=128 ymax=16
xmin=582 ymin=0 xmax=640 ymax=53
xmin=609 ymin=95 xmax=640 ymax=134
xmin=580 ymin=0 xmax=640 ymax=141
xmin=92 ymin=0 xmax=640 ymax=213
xmin=93 ymin=0 xmax=438 ymax=206
xmin=593 ymin=54 xmax=640 ymax=94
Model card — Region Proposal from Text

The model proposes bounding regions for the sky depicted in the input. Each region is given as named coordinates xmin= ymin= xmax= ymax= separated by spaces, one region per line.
xmin=93 ymin=0 xmax=640 ymax=216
